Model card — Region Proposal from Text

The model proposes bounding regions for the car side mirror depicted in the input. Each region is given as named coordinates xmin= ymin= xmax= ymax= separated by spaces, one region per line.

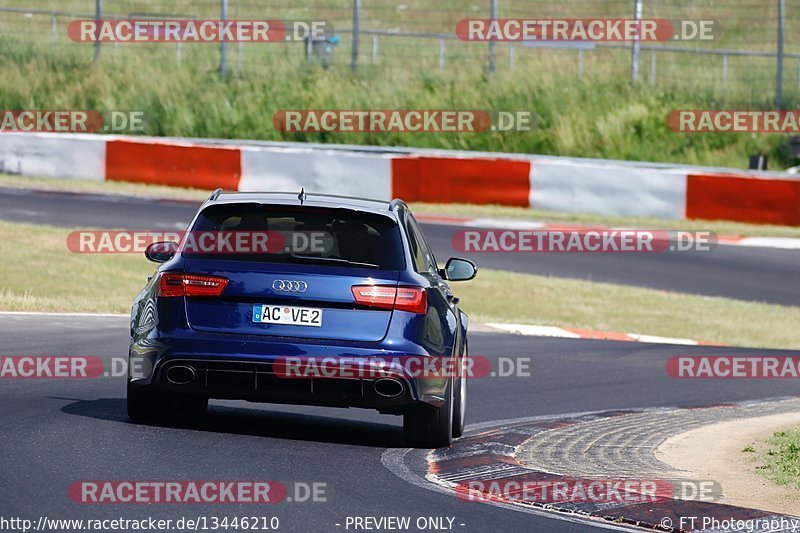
xmin=145 ymin=241 xmax=178 ymax=263
xmin=441 ymin=258 xmax=477 ymax=281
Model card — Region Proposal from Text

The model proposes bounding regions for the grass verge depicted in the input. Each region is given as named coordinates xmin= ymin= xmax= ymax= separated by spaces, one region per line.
xmin=0 ymin=33 xmax=797 ymax=169
xmin=0 ymin=174 xmax=211 ymax=202
xmin=757 ymin=429 xmax=800 ymax=490
xmin=0 ymin=220 xmax=152 ymax=314
xmin=4 ymin=173 xmax=800 ymax=239
xmin=1 ymin=219 xmax=797 ymax=349
xmin=455 ymin=269 xmax=800 ymax=349
xmin=410 ymin=202 xmax=800 ymax=239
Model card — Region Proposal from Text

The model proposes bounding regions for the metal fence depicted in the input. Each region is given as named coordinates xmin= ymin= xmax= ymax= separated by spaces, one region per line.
xmin=0 ymin=0 xmax=797 ymax=105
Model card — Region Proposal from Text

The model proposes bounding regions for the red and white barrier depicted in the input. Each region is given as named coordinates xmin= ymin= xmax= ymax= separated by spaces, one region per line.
xmin=0 ymin=132 xmax=798 ymax=226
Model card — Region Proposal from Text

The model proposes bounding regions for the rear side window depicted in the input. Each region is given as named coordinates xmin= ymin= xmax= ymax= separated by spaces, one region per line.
xmin=186 ymin=203 xmax=405 ymax=270
xmin=405 ymin=214 xmax=437 ymax=275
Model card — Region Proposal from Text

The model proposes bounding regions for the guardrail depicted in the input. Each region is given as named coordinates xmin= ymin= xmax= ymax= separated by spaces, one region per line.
xmin=0 ymin=132 xmax=798 ymax=226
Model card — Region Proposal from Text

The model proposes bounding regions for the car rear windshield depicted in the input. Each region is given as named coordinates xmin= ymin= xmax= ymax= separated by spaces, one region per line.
xmin=186 ymin=203 xmax=405 ymax=270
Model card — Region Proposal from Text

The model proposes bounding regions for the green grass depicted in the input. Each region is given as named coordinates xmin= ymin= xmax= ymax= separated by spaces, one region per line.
xmin=455 ymin=269 xmax=800 ymax=350
xmin=758 ymin=429 xmax=800 ymax=489
xmin=1 ymin=219 xmax=797 ymax=349
xmin=4 ymin=173 xmax=800 ymax=239
xmin=0 ymin=0 xmax=799 ymax=169
xmin=0 ymin=44 xmax=789 ymax=168
xmin=0 ymin=220 xmax=153 ymax=313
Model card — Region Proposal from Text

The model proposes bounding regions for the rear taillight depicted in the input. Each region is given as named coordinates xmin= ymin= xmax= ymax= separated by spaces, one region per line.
xmin=351 ymin=285 xmax=427 ymax=314
xmin=158 ymin=273 xmax=229 ymax=297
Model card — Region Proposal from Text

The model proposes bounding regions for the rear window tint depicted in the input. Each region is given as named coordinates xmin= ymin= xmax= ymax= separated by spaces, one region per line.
xmin=187 ymin=203 xmax=405 ymax=270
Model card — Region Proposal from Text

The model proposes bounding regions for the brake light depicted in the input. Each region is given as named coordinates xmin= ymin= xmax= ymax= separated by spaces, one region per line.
xmin=158 ymin=273 xmax=229 ymax=297
xmin=351 ymin=285 xmax=427 ymax=314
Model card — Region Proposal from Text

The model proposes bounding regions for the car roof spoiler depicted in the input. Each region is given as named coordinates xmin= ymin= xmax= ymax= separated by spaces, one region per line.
xmin=207 ymin=188 xmax=224 ymax=202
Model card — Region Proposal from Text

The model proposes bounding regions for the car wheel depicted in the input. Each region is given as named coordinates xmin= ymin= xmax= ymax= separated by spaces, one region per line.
xmin=403 ymin=382 xmax=453 ymax=449
xmin=127 ymin=382 xmax=170 ymax=423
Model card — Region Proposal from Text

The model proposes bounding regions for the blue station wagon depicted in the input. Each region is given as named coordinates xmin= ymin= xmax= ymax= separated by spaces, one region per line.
xmin=127 ymin=190 xmax=477 ymax=448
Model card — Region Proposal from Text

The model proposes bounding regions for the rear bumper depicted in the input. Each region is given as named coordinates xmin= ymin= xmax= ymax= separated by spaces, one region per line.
xmin=149 ymin=358 xmax=416 ymax=413
xmin=128 ymin=335 xmax=451 ymax=410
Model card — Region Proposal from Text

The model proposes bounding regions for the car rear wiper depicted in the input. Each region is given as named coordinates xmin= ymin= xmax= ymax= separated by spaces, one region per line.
xmin=287 ymin=253 xmax=380 ymax=269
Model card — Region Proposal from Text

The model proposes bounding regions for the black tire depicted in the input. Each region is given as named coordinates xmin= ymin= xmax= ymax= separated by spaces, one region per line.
xmin=127 ymin=382 xmax=170 ymax=423
xmin=403 ymin=382 xmax=453 ymax=448
xmin=452 ymin=342 xmax=468 ymax=439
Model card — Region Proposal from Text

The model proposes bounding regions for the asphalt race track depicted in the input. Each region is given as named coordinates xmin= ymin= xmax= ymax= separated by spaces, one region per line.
xmin=2 ymin=314 xmax=799 ymax=532
xmin=1 ymin=186 xmax=799 ymax=532
xmin=0 ymin=186 xmax=798 ymax=305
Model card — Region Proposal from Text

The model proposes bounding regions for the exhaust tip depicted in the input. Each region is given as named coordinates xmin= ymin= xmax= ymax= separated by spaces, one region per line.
xmin=166 ymin=365 xmax=197 ymax=386
xmin=374 ymin=377 xmax=404 ymax=398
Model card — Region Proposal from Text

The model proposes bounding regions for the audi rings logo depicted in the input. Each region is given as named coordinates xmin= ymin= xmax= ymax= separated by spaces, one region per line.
xmin=272 ymin=280 xmax=308 ymax=293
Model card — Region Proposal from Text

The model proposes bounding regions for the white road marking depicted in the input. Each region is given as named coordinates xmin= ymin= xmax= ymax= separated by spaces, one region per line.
xmin=484 ymin=323 xmax=581 ymax=338
xmin=483 ymin=322 xmax=708 ymax=346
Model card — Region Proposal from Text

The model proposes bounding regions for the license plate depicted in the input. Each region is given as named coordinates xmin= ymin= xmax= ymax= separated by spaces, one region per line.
xmin=253 ymin=304 xmax=323 ymax=327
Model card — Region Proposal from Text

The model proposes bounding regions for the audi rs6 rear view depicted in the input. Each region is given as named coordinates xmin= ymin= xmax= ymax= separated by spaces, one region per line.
xmin=127 ymin=190 xmax=477 ymax=448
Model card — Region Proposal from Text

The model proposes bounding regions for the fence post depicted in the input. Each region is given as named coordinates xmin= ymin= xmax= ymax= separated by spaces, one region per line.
xmin=94 ymin=0 xmax=102 ymax=61
xmin=776 ymin=0 xmax=785 ymax=108
xmin=372 ymin=35 xmax=378 ymax=65
xmin=51 ymin=15 xmax=57 ymax=43
xmin=177 ymin=42 xmax=183 ymax=64
xmin=722 ymin=53 xmax=728 ymax=90
xmin=439 ymin=39 xmax=446 ymax=71
xmin=631 ymin=0 xmax=642 ymax=83
xmin=351 ymin=0 xmax=361 ymax=72
xmin=488 ymin=0 xmax=498 ymax=76
xmin=509 ymin=44 xmax=514 ymax=70
xmin=220 ymin=0 xmax=228 ymax=79
xmin=578 ymin=49 xmax=583 ymax=81
xmin=650 ymin=49 xmax=656 ymax=85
